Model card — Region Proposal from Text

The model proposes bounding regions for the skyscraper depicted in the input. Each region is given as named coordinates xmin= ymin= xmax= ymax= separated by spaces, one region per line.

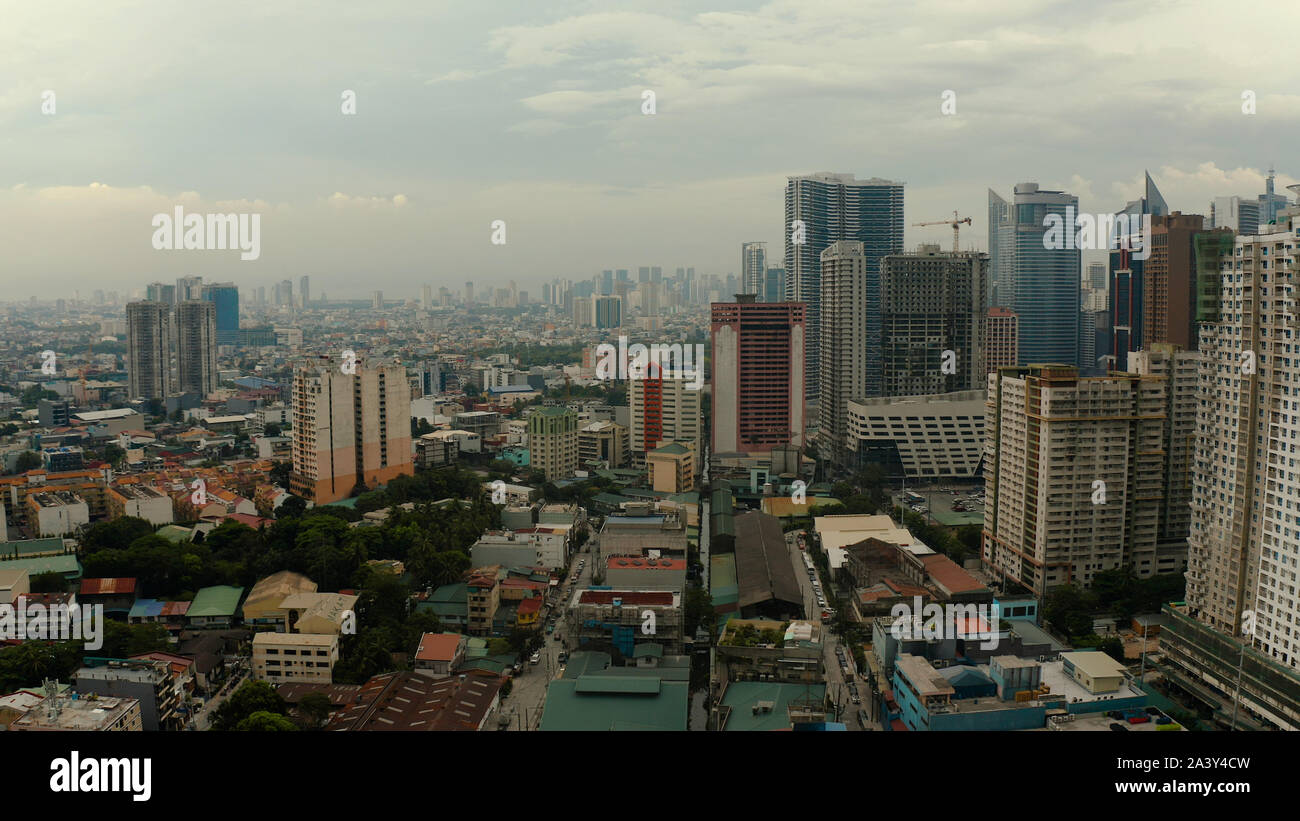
xmin=175 ymin=300 xmax=217 ymax=396
xmin=594 ymin=295 xmax=622 ymax=328
xmin=1141 ymin=213 xmax=1233 ymax=352
xmin=763 ymin=267 xmax=785 ymax=304
xmin=784 ymin=173 xmax=904 ymax=399
xmin=126 ymin=301 xmax=174 ymax=400
xmin=175 ymin=275 xmax=203 ymax=303
xmin=983 ymin=362 xmax=1195 ymax=598
xmin=741 ymin=242 xmax=767 ymax=298
xmin=291 ymin=359 xmax=413 ymax=504
xmin=146 ymin=282 xmax=176 ymax=305
xmin=879 ymin=245 xmax=988 ymax=396
xmin=200 ymin=282 xmax=239 ymax=347
xmin=988 ymin=182 xmax=1080 ymax=366
xmin=300 ymin=275 xmax=311 ymax=308
xmin=816 ymin=241 xmax=869 ymax=468
xmin=710 ymin=295 xmax=806 ymax=454
xmin=1210 ymin=195 xmax=1260 ymax=235
xmin=1108 ymin=173 xmax=1169 ymax=363
xmin=984 ymin=308 xmax=1019 ymax=374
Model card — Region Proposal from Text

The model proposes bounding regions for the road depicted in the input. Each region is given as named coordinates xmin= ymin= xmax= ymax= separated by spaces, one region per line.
xmin=192 ymin=661 xmax=250 ymax=730
xmin=502 ymin=541 xmax=593 ymax=730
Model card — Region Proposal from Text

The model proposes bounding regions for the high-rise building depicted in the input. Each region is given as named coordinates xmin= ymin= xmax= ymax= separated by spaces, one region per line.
xmin=175 ymin=275 xmax=203 ymax=303
xmin=465 ymin=282 xmax=474 ymax=305
xmin=983 ymin=362 xmax=1196 ymax=598
xmin=879 ymin=245 xmax=988 ymax=397
xmin=299 ymin=276 xmax=310 ymax=308
xmin=278 ymin=279 xmax=293 ymax=307
xmin=528 ymin=406 xmax=579 ymax=481
xmin=784 ymin=173 xmax=904 ymax=399
xmin=763 ymin=267 xmax=785 ymax=304
xmin=1106 ymin=174 xmax=1169 ymax=364
xmin=816 ymin=241 xmax=869 ymax=467
xmin=175 ymin=300 xmax=217 ymax=396
xmin=1087 ymin=261 xmax=1107 ymax=291
xmin=1140 ymin=214 xmax=1233 ymax=352
xmin=371 ymin=291 xmax=384 ymax=310
xmin=984 ymin=308 xmax=1018 ymax=374
xmin=710 ymin=295 xmax=806 ymax=455
xmin=290 ymin=359 xmax=413 ymax=504
xmin=988 ymin=182 xmax=1080 ymax=366
xmin=741 ymin=242 xmax=767 ymax=298
xmin=594 ymin=295 xmax=622 ymax=328
xmin=200 ymin=282 xmax=239 ymax=347
xmin=421 ymin=284 xmax=433 ymax=310
xmin=629 ymin=376 xmax=702 ymax=469
xmin=572 ymin=296 xmax=594 ymax=328
xmin=1210 ymin=195 xmax=1260 ymax=235
xmin=126 ymin=301 xmax=174 ymax=400
xmin=146 ymin=282 xmax=176 ymax=305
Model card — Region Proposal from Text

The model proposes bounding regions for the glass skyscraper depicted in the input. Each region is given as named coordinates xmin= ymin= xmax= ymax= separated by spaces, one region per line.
xmin=201 ymin=282 xmax=240 ymax=347
xmin=988 ymin=182 xmax=1080 ymax=367
xmin=784 ymin=173 xmax=904 ymax=399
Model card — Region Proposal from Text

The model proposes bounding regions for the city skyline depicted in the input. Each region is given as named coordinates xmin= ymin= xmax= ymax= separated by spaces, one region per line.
xmin=2 ymin=2 xmax=1296 ymax=299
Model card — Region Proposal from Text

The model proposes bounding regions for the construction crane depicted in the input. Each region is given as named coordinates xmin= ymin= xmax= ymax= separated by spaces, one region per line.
xmin=913 ymin=211 xmax=972 ymax=253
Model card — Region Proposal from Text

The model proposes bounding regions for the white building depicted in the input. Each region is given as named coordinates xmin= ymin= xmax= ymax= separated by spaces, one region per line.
xmin=846 ymin=391 xmax=985 ymax=480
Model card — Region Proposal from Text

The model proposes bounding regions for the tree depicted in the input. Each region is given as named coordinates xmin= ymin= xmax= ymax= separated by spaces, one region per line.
xmin=236 ymin=710 xmax=299 ymax=731
xmin=296 ymin=692 xmax=334 ymax=729
xmin=277 ymin=495 xmax=308 ymax=519
xmin=30 ymin=571 xmax=67 ymax=593
xmin=14 ymin=451 xmax=41 ymax=473
xmin=1099 ymin=635 xmax=1126 ymax=664
xmin=1044 ymin=585 xmax=1095 ymax=641
xmin=269 ymin=461 xmax=292 ymax=489
xmin=264 ymin=422 xmax=282 ymax=437
xmin=102 ymin=443 xmax=125 ymax=468
xmin=211 ymin=680 xmax=288 ymax=730
xmin=684 ymin=586 xmax=715 ymax=638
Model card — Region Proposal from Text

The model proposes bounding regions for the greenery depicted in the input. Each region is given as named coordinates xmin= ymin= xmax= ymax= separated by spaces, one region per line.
xmin=14 ymin=451 xmax=41 ymax=473
xmin=1043 ymin=568 xmax=1185 ymax=643
xmin=212 ymin=680 xmax=289 ymax=730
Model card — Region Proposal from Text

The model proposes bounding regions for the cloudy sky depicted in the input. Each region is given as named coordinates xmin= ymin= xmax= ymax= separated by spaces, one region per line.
xmin=2 ymin=0 xmax=1297 ymax=301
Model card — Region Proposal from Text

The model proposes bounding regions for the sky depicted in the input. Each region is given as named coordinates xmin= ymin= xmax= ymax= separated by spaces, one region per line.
xmin=2 ymin=0 xmax=1298 ymax=301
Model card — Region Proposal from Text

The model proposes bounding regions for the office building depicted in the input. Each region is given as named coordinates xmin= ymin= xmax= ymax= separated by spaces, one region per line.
xmin=988 ymin=183 xmax=1080 ymax=366
xmin=200 ymin=282 xmax=239 ymax=347
xmin=880 ymin=245 xmax=988 ymax=397
xmin=764 ymin=267 xmax=785 ymax=304
xmin=595 ymin=295 xmax=622 ymax=328
xmin=741 ymin=242 xmax=767 ymax=297
xmin=784 ymin=172 xmax=904 ymax=398
xmin=1211 ymin=195 xmax=1260 ymax=236
xmin=290 ymin=359 xmax=413 ymax=504
xmin=710 ymin=296 xmax=806 ymax=454
xmin=1141 ymin=214 xmax=1233 ymax=352
xmin=126 ymin=301 xmax=174 ymax=400
xmin=175 ymin=275 xmax=203 ymax=302
xmin=528 ymin=406 xmax=578 ymax=481
xmin=846 ymin=391 xmax=985 ymax=480
xmin=145 ymin=282 xmax=176 ymax=305
xmin=299 ymin=275 xmax=310 ymax=308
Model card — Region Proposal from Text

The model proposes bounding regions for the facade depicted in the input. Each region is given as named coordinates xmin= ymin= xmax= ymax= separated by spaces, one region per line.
xmin=784 ymin=172 xmax=905 ymax=399
xmin=1186 ymin=209 xmax=1300 ymax=665
xmin=252 ymin=631 xmax=339 ymax=684
xmin=594 ymin=295 xmax=622 ymax=328
xmin=846 ymin=391 xmax=985 ymax=480
xmin=984 ymin=308 xmax=1018 ymax=374
xmin=175 ymin=299 xmax=217 ymax=396
xmin=880 ymin=246 xmax=988 ymax=396
xmin=73 ymin=657 xmax=182 ymax=731
xmin=577 ymin=420 xmax=627 ymax=469
xmin=104 ymin=484 xmax=173 ymax=525
xmin=126 ymin=301 xmax=174 ymax=400
xmin=1141 ymin=214 xmax=1233 ymax=352
xmin=710 ymin=296 xmax=806 ymax=454
xmin=527 ymin=406 xmax=578 ymax=481
xmin=1210 ymin=195 xmax=1260 ymax=235
xmin=647 ymin=441 xmax=695 ymax=493
xmin=290 ymin=360 xmax=414 ymax=504
xmin=741 ymin=241 xmax=767 ymax=297
xmin=988 ymin=183 xmax=1080 ymax=366
xmin=200 ymin=282 xmax=239 ymax=347
xmin=982 ymin=364 xmax=1194 ymax=598
xmin=817 ymin=241 xmax=869 ymax=468
xmin=628 ymin=375 xmax=702 ymax=469
xmin=26 ymin=491 xmax=89 ymax=537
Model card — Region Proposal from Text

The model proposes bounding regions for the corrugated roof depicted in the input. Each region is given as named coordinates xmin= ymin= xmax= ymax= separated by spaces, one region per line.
xmin=187 ymin=585 xmax=245 ymax=618
xmin=733 ymin=512 xmax=801 ymax=609
xmin=80 ymin=577 xmax=136 ymax=596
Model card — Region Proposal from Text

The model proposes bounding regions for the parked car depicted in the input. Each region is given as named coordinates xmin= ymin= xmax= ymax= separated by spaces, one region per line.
xmin=530 ymin=652 xmax=541 ymax=664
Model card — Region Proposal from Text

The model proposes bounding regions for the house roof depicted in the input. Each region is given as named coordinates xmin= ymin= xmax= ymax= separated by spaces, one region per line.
xmin=415 ymin=633 xmax=464 ymax=663
xmin=326 ymin=671 xmax=505 ymax=731
xmin=80 ymin=577 xmax=136 ymax=596
xmin=187 ymin=585 xmax=245 ymax=618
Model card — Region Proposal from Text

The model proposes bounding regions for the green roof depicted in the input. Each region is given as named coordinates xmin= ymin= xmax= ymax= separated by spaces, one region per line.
xmin=632 ymin=643 xmax=664 ymax=659
xmin=0 ymin=554 xmax=82 ymax=578
xmin=719 ymin=682 xmax=828 ymax=731
xmin=540 ymin=678 xmax=688 ymax=731
xmin=187 ymin=585 xmax=245 ymax=618
xmin=155 ymin=525 xmax=195 ymax=544
xmin=324 ymin=497 xmax=359 ymax=509
xmin=0 ymin=538 xmax=67 ymax=559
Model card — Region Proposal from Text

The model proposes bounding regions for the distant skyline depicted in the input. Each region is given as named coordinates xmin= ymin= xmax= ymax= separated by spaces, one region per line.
xmin=2 ymin=0 xmax=1296 ymax=299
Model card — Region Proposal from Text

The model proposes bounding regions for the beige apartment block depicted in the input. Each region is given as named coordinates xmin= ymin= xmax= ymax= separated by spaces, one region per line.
xmin=252 ymin=631 xmax=339 ymax=684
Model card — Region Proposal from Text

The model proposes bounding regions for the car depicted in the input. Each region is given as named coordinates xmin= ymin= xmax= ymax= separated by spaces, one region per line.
xmin=529 ymin=652 xmax=541 ymax=664
xmin=851 ymin=695 xmax=861 ymax=705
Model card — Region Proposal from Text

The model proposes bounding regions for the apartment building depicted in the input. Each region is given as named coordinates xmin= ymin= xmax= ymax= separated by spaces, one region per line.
xmin=104 ymin=484 xmax=173 ymax=526
xmin=175 ymin=299 xmax=217 ymax=396
xmin=290 ymin=359 xmax=413 ymax=504
xmin=528 ymin=406 xmax=578 ymax=481
xmin=984 ymin=308 xmax=1019 ymax=374
xmin=628 ymin=376 xmax=702 ymax=470
xmin=126 ymin=301 xmax=174 ymax=400
xmin=982 ymin=363 xmax=1193 ymax=597
xmin=817 ymin=241 xmax=870 ymax=468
